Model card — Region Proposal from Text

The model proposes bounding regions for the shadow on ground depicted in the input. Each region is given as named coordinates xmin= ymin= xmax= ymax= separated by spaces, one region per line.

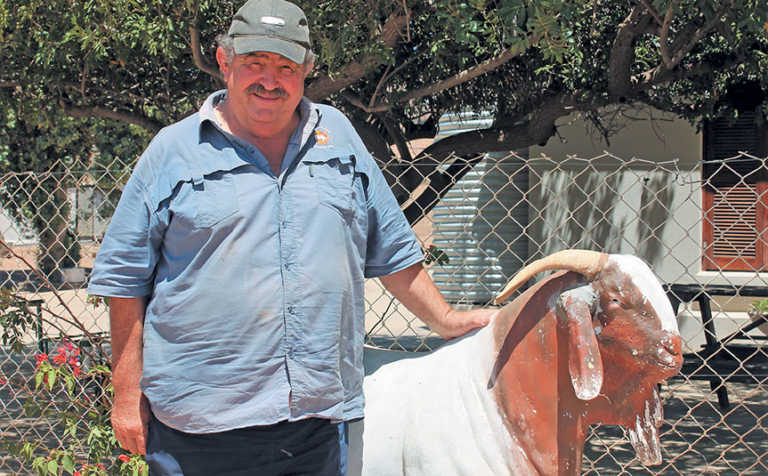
xmin=584 ymin=380 xmax=768 ymax=475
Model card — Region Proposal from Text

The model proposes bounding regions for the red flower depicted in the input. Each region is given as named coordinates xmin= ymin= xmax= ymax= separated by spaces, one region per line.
xmin=73 ymin=471 xmax=81 ymax=476
xmin=52 ymin=352 xmax=67 ymax=365
xmin=73 ymin=366 xmax=83 ymax=378
xmin=118 ymin=454 xmax=131 ymax=462
xmin=34 ymin=353 xmax=48 ymax=368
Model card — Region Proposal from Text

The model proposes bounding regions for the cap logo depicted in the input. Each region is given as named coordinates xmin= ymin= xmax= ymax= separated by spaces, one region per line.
xmin=260 ymin=16 xmax=286 ymax=26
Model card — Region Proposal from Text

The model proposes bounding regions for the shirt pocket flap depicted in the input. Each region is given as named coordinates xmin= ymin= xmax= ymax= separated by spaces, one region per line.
xmin=302 ymin=148 xmax=355 ymax=166
xmin=148 ymin=169 xmax=239 ymax=229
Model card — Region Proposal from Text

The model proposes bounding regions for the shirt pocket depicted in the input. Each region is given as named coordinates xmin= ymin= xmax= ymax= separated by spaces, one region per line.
xmin=191 ymin=172 xmax=240 ymax=228
xmin=303 ymin=151 xmax=356 ymax=221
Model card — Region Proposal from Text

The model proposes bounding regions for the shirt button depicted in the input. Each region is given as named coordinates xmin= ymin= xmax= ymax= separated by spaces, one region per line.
xmin=284 ymin=263 xmax=291 ymax=270
xmin=287 ymin=306 xmax=295 ymax=314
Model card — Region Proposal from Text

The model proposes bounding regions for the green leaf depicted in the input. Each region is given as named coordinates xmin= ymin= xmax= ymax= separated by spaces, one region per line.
xmin=62 ymin=454 xmax=75 ymax=474
xmin=35 ymin=371 xmax=43 ymax=390
xmin=46 ymin=459 xmax=58 ymax=475
xmin=32 ymin=456 xmax=46 ymax=474
xmin=65 ymin=374 xmax=75 ymax=395
xmin=46 ymin=369 xmax=56 ymax=391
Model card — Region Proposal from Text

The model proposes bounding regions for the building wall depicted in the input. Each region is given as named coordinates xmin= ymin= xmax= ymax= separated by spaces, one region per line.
xmin=528 ymin=108 xmax=760 ymax=286
xmin=0 ymin=208 xmax=35 ymax=245
xmin=529 ymin=109 xmax=768 ymax=349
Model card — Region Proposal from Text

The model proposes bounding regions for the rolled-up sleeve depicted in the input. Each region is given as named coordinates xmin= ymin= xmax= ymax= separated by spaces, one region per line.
xmin=87 ymin=156 xmax=163 ymax=298
xmin=363 ymin=155 xmax=424 ymax=278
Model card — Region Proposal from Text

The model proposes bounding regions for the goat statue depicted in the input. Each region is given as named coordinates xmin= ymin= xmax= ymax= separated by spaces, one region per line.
xmin=359 ymin=250 xmax=683 ymax=476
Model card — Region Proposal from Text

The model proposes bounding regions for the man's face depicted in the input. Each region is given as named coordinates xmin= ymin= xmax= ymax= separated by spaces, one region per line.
xmin=218 ymin=50 xmax=309 ymax=137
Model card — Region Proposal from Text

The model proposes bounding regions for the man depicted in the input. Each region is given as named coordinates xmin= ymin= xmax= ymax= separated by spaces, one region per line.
xmin=88 ymin=0 xmax=495 ymax=474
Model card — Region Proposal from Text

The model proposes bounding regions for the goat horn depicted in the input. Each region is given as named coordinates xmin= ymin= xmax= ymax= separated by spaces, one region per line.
xmin=493 ymin=249 xmax=608 ymax=305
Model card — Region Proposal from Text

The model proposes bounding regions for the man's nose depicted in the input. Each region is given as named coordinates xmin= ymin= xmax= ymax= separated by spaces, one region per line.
xmin=258 ymin=67 xmax=279 ymax=89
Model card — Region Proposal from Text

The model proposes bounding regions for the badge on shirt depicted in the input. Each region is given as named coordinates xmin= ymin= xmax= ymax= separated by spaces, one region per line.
xmin=314 ymin=128 xmax=331 ymax=147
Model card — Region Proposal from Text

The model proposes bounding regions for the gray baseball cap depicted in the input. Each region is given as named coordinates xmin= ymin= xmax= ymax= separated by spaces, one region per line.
xmin=227 ymin=0 xmax=311 ymax=64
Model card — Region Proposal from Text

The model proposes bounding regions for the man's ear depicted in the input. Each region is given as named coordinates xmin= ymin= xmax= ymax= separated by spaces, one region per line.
xmin=215 ymin=46 xmax=230 ymax=76
xmin=303 ymin=58 xmax=314 ymax=78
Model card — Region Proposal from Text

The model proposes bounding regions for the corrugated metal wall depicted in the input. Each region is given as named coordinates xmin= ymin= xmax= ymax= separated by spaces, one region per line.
xmin=430 ymin=113 xmax=529 ymax=304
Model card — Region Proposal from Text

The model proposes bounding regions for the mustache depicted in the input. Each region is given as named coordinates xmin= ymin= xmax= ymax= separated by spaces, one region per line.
xmin=246 ymin=83 xmax=288 ymax=98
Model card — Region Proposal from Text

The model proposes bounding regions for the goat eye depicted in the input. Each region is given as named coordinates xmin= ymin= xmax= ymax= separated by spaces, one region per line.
xmin=598 ymin=313 xmax=613 ymax=327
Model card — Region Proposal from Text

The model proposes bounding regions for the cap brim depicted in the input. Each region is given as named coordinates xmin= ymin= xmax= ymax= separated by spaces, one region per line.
xmin=233 ymin=36 xmax=306 ymax=64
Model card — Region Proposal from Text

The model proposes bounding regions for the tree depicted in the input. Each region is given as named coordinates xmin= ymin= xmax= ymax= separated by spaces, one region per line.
xmin=2 ymin=0 xmax=768 ymax=227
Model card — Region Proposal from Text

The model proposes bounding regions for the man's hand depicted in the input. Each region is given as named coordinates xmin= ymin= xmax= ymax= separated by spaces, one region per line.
xmin=430 ymin=308 xmax=498 ymax=339
xmin=380 ymin=263 xmax=497 ymax=339
xmin=112 ymin=391 xmax=151 ymax=454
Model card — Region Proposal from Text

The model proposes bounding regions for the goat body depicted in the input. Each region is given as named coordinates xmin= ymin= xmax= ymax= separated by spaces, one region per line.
xmin=361 ymin=253 xmax=683 ymax=476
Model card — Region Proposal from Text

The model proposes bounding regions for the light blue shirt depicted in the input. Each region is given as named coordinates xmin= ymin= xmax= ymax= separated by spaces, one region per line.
xmin=88 ymin=91 xmax=423 ymax=433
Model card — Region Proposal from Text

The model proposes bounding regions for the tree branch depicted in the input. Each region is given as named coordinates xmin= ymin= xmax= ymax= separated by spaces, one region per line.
xmin=402 ymin=114 xmax=438 ymax=141
xmin=61 ymin=104 xmax=163 ymax=132
xmin=341 ymin=92 xmax=389 ymax=113
xmin=396 ymin=40 xmax=533 ymax=106
xmin=305 ymin=8 xmax=409 ymax=101
xmin=658 ymin=2 xmax=677 ymax=69
xmin=418 ymin=94 xmax=574 ymax=159
xmin=398 ymin=94 xmax=582 ymax=223
xmin=608 ymin=5 xmax=653 ymax=99
xmin=190 ymin=26 xmax=223 ymax=83
xmin=343 ymin=37 xmax=535 ymax=115
xmin=59 ymin=82 xmax=147 ymax=105
xmin=377 ymin=113 xmax=412 ymax=162
xmin=666 ymin=3 xmax=730 ymax=69
xmin=634 ymin=7 xmax=735 ymax=88
xmin=633 ymin=51 xmax=745 ymax=88
xmin=347 ymin=116 xmax=392 ymax=164
xmin=635 ymin=0 xmax=664 ymax=26
xmin=639 ymin=3 xmax=730 ymax=86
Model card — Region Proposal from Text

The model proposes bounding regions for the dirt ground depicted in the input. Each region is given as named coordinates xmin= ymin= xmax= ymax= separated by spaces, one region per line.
xmin=1 ymin=343 xmax=766 ymax=475
xmin=1 ymin=243 xmax=766 ymax=475
xmin=0 ymin=243 xmax=99 ymax=272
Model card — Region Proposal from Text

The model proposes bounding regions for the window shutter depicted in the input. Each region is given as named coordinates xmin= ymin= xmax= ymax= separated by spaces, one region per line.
xmin=702 ymin=111 xmax=768 ymax=271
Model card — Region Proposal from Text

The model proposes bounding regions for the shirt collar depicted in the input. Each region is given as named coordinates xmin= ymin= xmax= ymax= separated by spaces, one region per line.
xmin=198 ymin=90 xmax=321 ymax=150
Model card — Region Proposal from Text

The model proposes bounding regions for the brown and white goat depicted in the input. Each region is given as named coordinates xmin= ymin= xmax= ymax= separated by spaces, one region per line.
xmin=359 ymin=250 xmax=683 ymax=476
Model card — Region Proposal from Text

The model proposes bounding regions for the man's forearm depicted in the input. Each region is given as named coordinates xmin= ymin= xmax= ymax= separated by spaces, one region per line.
xmin=109 ymin=297 xmax=147 ymax=398
xmin=379 ymin=263 xmax=495 ymax=339
xmin=108 ymin=296 xmax=151 ymax=454
xmin=379 ymin=263 xmax=450 ymax=328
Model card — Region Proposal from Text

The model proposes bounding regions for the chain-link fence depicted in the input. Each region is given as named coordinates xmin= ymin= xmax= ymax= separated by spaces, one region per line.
xmin=1 ymin=152 xmax=767 ymax=474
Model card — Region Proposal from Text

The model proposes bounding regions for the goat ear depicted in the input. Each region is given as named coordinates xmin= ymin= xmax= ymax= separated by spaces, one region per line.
xmin=557 ymin=292 xmax=603 ymax=400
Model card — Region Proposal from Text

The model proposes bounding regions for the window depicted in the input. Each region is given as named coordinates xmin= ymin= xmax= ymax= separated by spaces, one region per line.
xmin=702 ymin=110 xmax=768 ymax=271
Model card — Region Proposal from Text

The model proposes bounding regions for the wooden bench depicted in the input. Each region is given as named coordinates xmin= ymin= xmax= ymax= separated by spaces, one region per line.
xmin=665 ymin=284 xmax=768 ymax=409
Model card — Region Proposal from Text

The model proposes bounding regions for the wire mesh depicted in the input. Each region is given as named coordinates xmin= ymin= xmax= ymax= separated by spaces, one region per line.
xmin=0 ymin=152 xmax=767 ymax=474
